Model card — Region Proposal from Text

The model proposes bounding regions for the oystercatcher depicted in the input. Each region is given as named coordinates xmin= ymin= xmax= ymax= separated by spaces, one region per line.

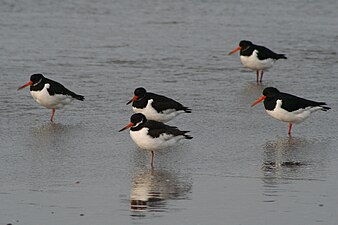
xmin=228 ymin=40 xmax=287 ymax=83
xmin=251 ymin=87 xmax=330 ymax=135
xmin=119 ymin=113 xmax=192 ymax=168
xmin=18 ymin=73 xmax=84 ymax=122
xmin=126 ymin=87 xmax=191 ymax=122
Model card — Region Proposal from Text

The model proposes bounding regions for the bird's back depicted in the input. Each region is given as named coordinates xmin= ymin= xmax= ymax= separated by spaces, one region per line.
xmin=45 ymin=78 xmax=84 ymax=101
xmin=148 ymin=92 xmax=191 ymax=113
xmin=279 ymin=92 xmax=330 ymax=112
xmin=255 ymin=45 xmax=287 ymax=60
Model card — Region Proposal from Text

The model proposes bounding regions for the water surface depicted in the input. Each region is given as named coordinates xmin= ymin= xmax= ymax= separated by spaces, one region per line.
xmin=1 ymin=0 xmax=337 ymax=224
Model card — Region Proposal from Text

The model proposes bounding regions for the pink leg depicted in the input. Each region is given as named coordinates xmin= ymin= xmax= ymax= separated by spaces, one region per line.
xmin=260 ymin=70 xmax=264 ymax=83
xmin=150 ymin=151 xmax=154 ymax=168
xmin=288 ymin=123 xmax=292 ymax=136
xmin=256 ymin=70 xmax=259 ymax=83
xmin=50 ymin=108 xmax=55 ymax=122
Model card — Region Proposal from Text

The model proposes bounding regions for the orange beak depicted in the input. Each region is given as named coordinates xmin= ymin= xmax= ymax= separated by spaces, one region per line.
xmin=119 ymin=122 xmax=134 ymax=132
xmin=228 ymin=46 xmax=241 ymax=55
xmin=17 ymin=81 xmax=33 ymax=91
xmin=251 ymin=96 xmax=266 ymax=107
xmin=126 ymin=96 xmax=138 ymax=105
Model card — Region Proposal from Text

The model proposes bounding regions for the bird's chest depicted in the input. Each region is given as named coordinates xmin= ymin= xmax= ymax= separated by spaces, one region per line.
xmin=30 ymin=84 xmax=69 ymax=109
xmin=133 ymin=99 xmax=158 ymax=115
xmin=133 ymin=99 xmax=178 ymax=122
xmin=130 ymin=128 xmax=171 ymax=150
xmin=240 ymin=50 xmax=274 ymax=70
xmin=265 ymin=100 xmax=305 ymax=123
xmin=130 ymin=128 xmax=153 ymax=149
xmin=30 ymin=84 xmax=52 ymax=105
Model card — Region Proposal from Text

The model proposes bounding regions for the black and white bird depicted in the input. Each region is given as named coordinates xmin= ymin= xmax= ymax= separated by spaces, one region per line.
xmin=18 ymin=73 xmax=84 ymax=122
xmin=251 ymin=87 xmax=330 ymax=135
xmin=119 ymin=113 xmax=192 ymax=168
xmin=126 ymin=87 xmax=191 ymax=123
xmin=228 ymin=40 xmax=287 ymax=83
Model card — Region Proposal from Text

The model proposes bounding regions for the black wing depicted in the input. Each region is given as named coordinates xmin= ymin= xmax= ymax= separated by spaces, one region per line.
xmin=255 ymin=45 xmax=287 ymax=60
xmin=280 ymin=92 xmax=329 ymax=112
xmin=46 ymin=78 xmax=84 ymax=101
xmin=148 ymin=93 xmax=191 ymax=113
xmin=145 ymin=120 xmax=191 ymax=138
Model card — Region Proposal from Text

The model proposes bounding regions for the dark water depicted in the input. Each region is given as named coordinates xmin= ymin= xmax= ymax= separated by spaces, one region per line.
xmin=1 ymin=0 xmax=338 ymax=224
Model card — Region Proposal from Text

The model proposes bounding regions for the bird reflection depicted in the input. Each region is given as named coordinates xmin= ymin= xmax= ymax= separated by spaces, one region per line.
xmin=261 ymin=136 xmax=312 ymax=173
xmin=30 ymin=123 xmax=80 ymax=151
xmin=260 ymin=136 xmax=311 ymax=200
xmin=130 ymin=168 xmax=191 ymax=212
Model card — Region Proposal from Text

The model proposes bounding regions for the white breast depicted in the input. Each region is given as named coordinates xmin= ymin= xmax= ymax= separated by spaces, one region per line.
xmin=240 ymin=50 xmax=275 ymax=70
xmin=30 ymin=83 xmax=73 ymax=109
xmin=133 ymin=99 xmax=182 ymax=122
xmin=130 ymin=128 xmax=185 ymax=151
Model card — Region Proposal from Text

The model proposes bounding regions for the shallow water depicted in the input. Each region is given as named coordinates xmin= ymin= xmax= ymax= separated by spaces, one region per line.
xmin=1 ymin=0 xmax=338 ymax=224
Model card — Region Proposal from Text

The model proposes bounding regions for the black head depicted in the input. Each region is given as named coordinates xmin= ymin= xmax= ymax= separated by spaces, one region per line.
xmin=130 ymin=113 xmax=147 ymax=124
xmin=30 ymin=73 xmax=45 ymax=84
xmin=229 ymin=40 xmax=253 ymax=55
xmin=119 ymin=113 xmax=147 ymax=132
xmin=18 ymin=73 xmax=45 ymax=91
xmin=127 ymin=87 xmax=148 ymax=105
xmin=134 ymin=87 xmax=147 ymax=98
xmin=263 ymin=87 xmax=280 ymax=98
xmin=251 ymin=87 xmax=280 ymax=107
xmin=239 ymin=40 xmax=253 ymax=49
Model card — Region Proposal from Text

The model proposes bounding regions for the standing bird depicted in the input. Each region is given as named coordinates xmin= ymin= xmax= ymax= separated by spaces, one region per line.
xmin=126 ymin=87 xmax=191 ymax=123
xmin=119 ymin=113 xmax=192 ymax=168
xmin=18 ymin=73 xmax=84 ymax=122
xmin=251 ymin=87 xmax=330 ymax=135
xmin=228 ymin=40 xmax=287 ymax=83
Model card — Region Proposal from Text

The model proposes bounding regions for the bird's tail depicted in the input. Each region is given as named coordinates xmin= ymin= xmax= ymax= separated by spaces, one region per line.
xmin=183 ymin=131 xmax=193 ymax=139
xmin=183 ymin=107 xmax=192 ymax=113
xmin=321 ymin=106 xmax=331 ymax=111
xmin=73 ymin=94 xmax=85 ymax=101
xmin=277 ymin=54 xmax=287 ymax=59
xmin=184 ymin=134 xmax=193 ymax=139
